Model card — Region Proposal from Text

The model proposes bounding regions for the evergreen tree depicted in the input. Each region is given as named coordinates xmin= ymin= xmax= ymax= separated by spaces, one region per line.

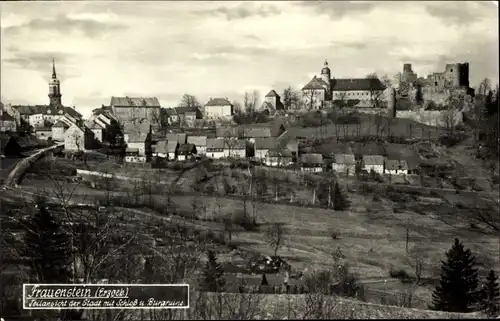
xmin=261 ymin=274 xmax=268 ymax=286
xmin=22 ymin=196 xmax=72 ymax=283
xmin=480 ymin=269 xmax=500 ymax=317
xmin=430 ymin=238 xmax=480 ymax=313
xmin=202 ymin=250 xmax=225 ymax=292
xmin=333 ymin=182 xmax=349 ymax=211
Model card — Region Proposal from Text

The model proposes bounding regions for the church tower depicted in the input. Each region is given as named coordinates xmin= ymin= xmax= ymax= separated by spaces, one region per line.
xmin=48 ymin=58 xmax=62 ymax=107
xmin=320 ymin=59 xmax=331 ymax=86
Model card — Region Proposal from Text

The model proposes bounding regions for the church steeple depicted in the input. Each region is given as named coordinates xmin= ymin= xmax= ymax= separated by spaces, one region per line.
xmin=52 ymin=58 xmax=57 ymax=79
xmin=48 ymin=58 xmax=62 ymax=107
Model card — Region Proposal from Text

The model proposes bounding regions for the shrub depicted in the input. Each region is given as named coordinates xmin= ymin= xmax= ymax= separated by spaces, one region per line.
xmin=389 ymin=267 xmax=411 ymax=281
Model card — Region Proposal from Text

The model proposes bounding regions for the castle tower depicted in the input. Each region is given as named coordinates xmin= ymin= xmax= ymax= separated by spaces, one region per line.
xmin=48 ymin=58 xmax=62 ymax=107
xmin=320 ymin=59 xmax=331 ymax=86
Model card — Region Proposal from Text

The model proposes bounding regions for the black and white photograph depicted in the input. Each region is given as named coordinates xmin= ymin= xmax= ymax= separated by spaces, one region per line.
xmin=0 ymin=0 xmax=499 ymax=319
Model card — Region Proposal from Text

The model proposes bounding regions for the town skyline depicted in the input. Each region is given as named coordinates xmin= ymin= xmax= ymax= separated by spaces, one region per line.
xmin=1 ymin=1 xmax=498 ymax=118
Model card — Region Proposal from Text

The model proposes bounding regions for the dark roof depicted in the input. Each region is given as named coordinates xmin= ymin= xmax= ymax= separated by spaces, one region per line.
xmin=110 ymin=96 xmax=161 ymax=107
xmin=216 ymin=126 xmax=243 ymax=138
xmin=187 ymin=135 xmax=207 ymax=147
xmin=300 ymin=153 xmax=324 ymax=165
xmin=12 ymin=105 xmax=49 ymax=115
xmin=385 ymin=159 xmax=409 ymax=170
xmin=267 ymin=149 xmax=292 ymax=158
xmin=153 ymin=140 xmax=168 ymax=154
xmin=244 ymin=127 xmax=272 ymax=138
xmin=178 ymin=143 xmax=196 ymax=155
xmin=333 ymin=154 xmax=356 ymax=165
xmin=0 ymin=112 xmax=15 ymax=121
xmin=206 ymin=138 xmax=224 ymax=149
xmin=265 ymin=90 xmax=280 ymax=98
xmin=362 ymin=155 xmax=384 ymax=166
xmin=332 ymin=78 xmax=386 ymax=91
xmin=302 ymin=76 xmax=329 ymax=90
xmin=63 ymin=106 xmax=82 ymax=119
xmin=165 ymin=108 xmax=178 ymax=116
xmin=224 ymin=139 xmax=246 ymax=149
xmin=255 ymin=137 xmax=277 ymax=150
xmin=205 ymin=97 xmax=232 ymax=106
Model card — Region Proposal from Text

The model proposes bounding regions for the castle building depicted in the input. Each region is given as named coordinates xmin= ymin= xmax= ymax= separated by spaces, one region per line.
xmin=402 ymin=63 xmax=474 ymax=106
xmin=301 ymin=60 xmax=386 ymax=109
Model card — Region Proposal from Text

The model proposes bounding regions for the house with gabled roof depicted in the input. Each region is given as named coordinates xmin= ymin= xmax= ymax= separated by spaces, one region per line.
xmin=254 ymin=137 xmax=277 ymax=160
xmin=384 ymin=159 xmax=409 ymax=175
xmin=204 ymin=97 xmax=233 ymax=119
xmin=362 ymin=155 xmax=385 ymax=174
xmin=123 ymin=119 xmax=152 ymax=157
xmin=64 ymin=122 xmax=95 ymax=152
xmin=85 ymin=120 xmax=103 ymax=142
xmin=124 ymin=148 xmax=146 ymax=163
xmin=261 ymin=89 xmax=285 ymax=115
xmin=300 ymin=153 xmax=324 ymax=172
xmin=174 ymin=106 xmax=203 ymax=127
xmin=166 ymin=132 xmax=187 ymax=145
xmin=34 ymin=127 xmax=53 ymax=140
xmin=110 ymin=96 xmax=161 ymax=131
xmin=187 ymin=135 xmax=207 ymax=155
xmin=52 ymin=120 xmax=70 ymax=142
xmin=153 ymin=140 xmax=169 ymax=158
xmin=224 ymin=139 xmax=246 ymax=159
xmin=265 ymin=149 xmax=293 ymax=167
xmin=177 ymin=143 xmax=196 ymax=161
xmin=332 ymin=153 xmax=356 ymax=176
xmin=0 ymin=108 xmax=17 ymax=133
xmin=206 ymin=138 xmax=224 ymax=159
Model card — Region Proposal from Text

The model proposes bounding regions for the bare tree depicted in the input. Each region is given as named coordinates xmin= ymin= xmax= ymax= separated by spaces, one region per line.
xmin=243 ymin=91 xmax=259 ymax=115
xmin=366 ymin=73 xmax=386 ymax=108
xmin=179 ymin=93 xmax=202 ymax=109
xmin=302 ymin=89 xmax=318 ymax=110
xmin=282 ymin=86 xmax=301 ymax=110
xmin=265 ymin=222 xmax=286 ymax=257
xmin=394 ymin=72 xmax=411 ymax=98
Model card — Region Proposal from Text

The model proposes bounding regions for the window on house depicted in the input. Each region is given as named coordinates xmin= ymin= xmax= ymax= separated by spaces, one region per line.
xmin=450 ymin=69 xmax=453 ymax=72
xmin=435 ymin=82 xmax=438 ymax=86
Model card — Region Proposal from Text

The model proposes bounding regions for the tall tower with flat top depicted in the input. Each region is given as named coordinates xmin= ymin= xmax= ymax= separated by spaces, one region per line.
xmin=48 ymin=59 xmax=62 ymax=107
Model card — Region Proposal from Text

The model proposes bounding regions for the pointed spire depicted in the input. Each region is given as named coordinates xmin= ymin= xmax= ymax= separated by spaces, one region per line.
xmin=52 ymin=58 xmax=57 ymax=79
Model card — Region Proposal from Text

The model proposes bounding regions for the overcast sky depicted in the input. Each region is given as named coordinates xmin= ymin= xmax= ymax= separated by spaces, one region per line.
xmin=1 ymin=1 xmax=498 ymax=118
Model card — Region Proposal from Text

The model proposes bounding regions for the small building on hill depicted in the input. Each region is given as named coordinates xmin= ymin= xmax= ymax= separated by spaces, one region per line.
xmin=254 ymin=137 xmax=277 ymax=160
xmin=224 ymin=139 xmax=246 ymax=158
xmin=300 ymin=153 xmax=324 ymax=172
xmin=153 ymin=140 xmax=168 ymax=158
xmin=204 ymin=97 xmax=234 ymax=119
xmin=384 ymin=159 xmax=409 ymax=175
xmin=64 ymin=123 xmax=95 ymax=152
xmin=124 ymin=148 xmax=146 ymax=163
xmin=206 ymin=138 xmax=224 ymax=159
xmin=34 ymin=127 xmax=52 ymax=140
xmin=51 ymin=120 xmax=69 ymax=142
xmin=177 ymin=143 xmax=196 ymax=161
xmin=265 ymin=149 xmax=293 ymax=167
xmin=332 ymin=153 xmax=356 ymax=176
xmin=0 ymin=109 xmax=17 ymax=133
xmin=187 ymin=135 xmax=207 ymax=155
xmin=362 ymin=155 xmax=384 ymax=174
